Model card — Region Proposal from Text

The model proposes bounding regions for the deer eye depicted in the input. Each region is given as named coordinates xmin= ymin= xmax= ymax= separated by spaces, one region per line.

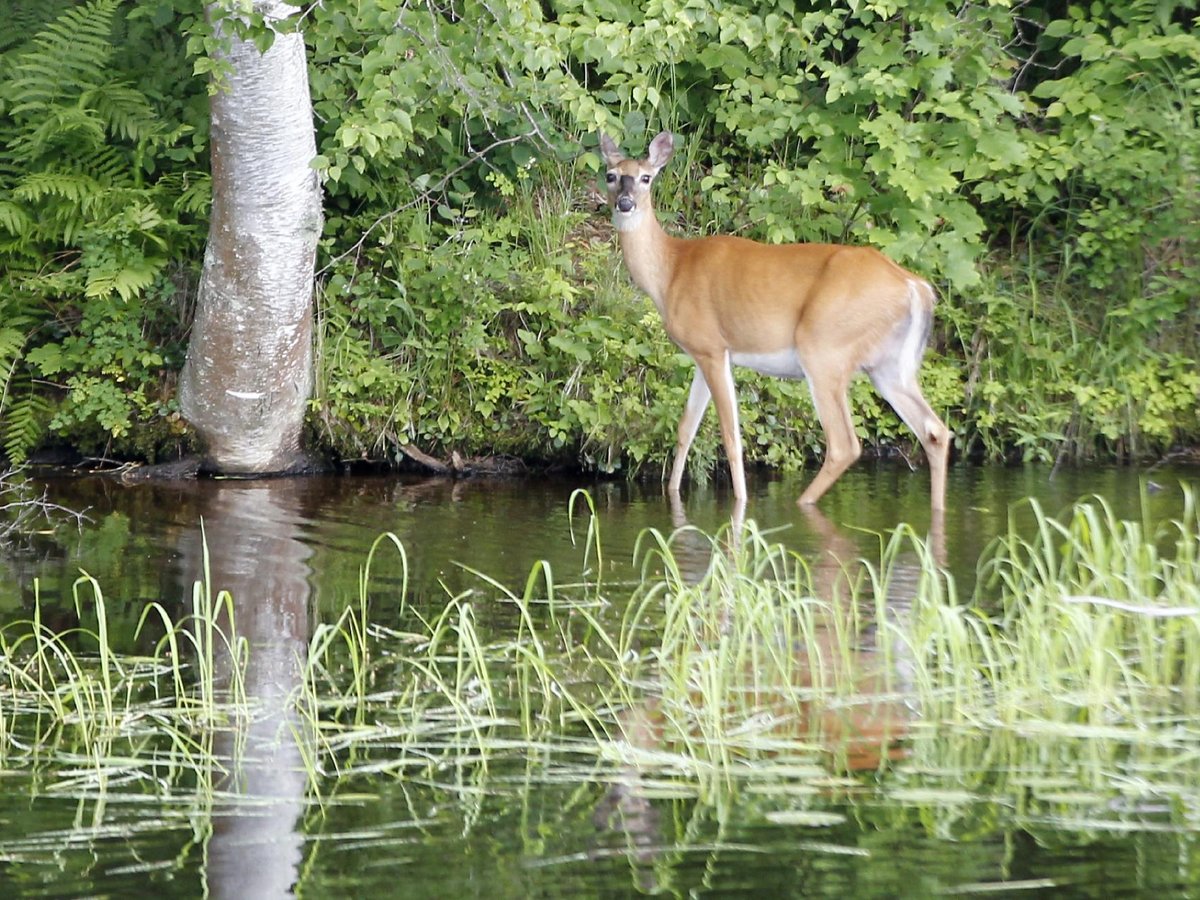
xmin=605 ymin=172 xmax=617 ymax=184
xmin=639 ymin=174 xmax=652 ymax=184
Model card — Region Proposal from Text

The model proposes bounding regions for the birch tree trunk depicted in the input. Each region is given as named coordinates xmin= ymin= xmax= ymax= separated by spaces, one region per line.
xmin=179 ymin=1 xmax=322 ymax=474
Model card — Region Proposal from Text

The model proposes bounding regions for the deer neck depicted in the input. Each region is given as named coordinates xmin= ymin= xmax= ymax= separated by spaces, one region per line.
xmin=615 ymin=208 xmax=676 ymax=315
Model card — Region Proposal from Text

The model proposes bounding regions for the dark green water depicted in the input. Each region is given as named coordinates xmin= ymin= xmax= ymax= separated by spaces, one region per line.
xmin=6 ymin=462 xmax=1194 ymax=621
xmin=1 ymin=463 xmax=1198 ymax=897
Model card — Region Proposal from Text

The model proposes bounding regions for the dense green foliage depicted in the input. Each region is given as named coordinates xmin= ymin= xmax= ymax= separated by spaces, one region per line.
xmin=0 ymin=0 xmax=206 ymax=463
xmin=1 ymin=0 xmax=1197 ymax=476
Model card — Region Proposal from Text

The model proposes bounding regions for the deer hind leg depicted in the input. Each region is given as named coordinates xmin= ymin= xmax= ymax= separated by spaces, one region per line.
xmin=800 ymin=366 xmax=860 ymax=506
xmin=669 ymin=367 xmax=712 ymax=493
xmin=866 ymin=323 xmax=951 ymax=512
xmin=869 ymin=372 xmax=950 ymax=512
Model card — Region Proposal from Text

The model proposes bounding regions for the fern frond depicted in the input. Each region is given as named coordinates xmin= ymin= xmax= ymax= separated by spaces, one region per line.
xmin=0 ymin=201 xmax=31 ymax=236
xmin=37 ymin=0 xmax=119 ymax=47
xmin=117 ymin=203 xmax=171 ymax=246
xmin=13 ymin=171 xmax=105 ymax=207
xmin=0 ymin=327 xmax=29 ymax=380
xmin=5 ymin=60 xmax=88 ymax=112
xmin=85 ymin=257 xmax=161 ymax=302
xmin=163 ymin=173 xmax=213 ymax=217
xmin=25 ymin=0 xmax=118 ymax=87
xmin=15 ymin=0 xmax=119 ymax=99
xmin=52 ymin=143 xmax=135 ymax=188
xmin=1 ymin=388 xmax=51 ymax=467
xmin=18 ymin=266 xmax=85 ymax=298
xmin=10 ymin=165 xmax=140 ymax=246
xmin=81 ymin=83 xmax=162 ymax=143
xmin=0 ymin=279 xmax=36 ymax=337
xmin=0 ymin=1 xmax=72 ymax=54
xmin=6 ymin=108 xmax=107 ymax=161
xmin=0 ymin=306 xmax=45 ymax=465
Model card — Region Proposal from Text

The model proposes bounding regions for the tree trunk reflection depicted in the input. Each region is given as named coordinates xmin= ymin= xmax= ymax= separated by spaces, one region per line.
xmin=176 ymin=481 xmax=313 ymax=899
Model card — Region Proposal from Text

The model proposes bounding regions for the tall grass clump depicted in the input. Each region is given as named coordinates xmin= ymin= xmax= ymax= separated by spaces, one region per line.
xmin=291 ymin=487 xmax=1200 ymax=810
xmin=879 ymin=488 xmax=1200 ymax=838
xmin=0 ymin=567 xmax=250 ymax=803
xmin=972 ymin=489 xmax=1200 ymax=724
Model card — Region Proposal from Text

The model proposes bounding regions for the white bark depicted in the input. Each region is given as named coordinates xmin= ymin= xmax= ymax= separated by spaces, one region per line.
xmin=184 ymin=482 xmax=312 ymax=896
xmin=179 ymin=1 xmax=322 ymax=473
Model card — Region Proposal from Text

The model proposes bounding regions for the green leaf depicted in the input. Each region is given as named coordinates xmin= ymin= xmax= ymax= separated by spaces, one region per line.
xmin=976 ymin=127 xmax=1027 ymax=169
xmin=26 ymin=344 xmax=65 ymax=376
xmin=1044 ymin=20 xmax=1074 ymax=39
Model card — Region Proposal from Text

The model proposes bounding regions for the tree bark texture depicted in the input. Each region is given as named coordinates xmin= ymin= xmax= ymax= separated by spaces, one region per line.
xmin=179 ymin=2 xmax=322 ymax=474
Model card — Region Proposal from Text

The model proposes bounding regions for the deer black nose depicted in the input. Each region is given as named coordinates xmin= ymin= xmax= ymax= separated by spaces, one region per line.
xmin=616 ymin=196 xmax=634 ymax=213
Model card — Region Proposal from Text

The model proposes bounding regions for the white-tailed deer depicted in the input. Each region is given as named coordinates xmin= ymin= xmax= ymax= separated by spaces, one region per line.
xmin=599 ymin=130 xmax=950 ymax=511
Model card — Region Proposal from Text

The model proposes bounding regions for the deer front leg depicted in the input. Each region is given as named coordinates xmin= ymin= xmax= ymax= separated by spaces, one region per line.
xmin=694 ymin=351 xmax=747 ymax=500
xmin=669 ymin=368 xmax=712 ymax=493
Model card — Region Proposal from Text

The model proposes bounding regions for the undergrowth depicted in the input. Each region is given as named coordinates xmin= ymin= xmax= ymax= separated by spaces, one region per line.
xmin=1 ymin=2 xmax=1198 ymax=474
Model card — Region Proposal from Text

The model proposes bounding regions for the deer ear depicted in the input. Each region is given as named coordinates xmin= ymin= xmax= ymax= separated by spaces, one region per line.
xmin=598 ymin=133 xmax=623 ymax=166
xmin=646 ymin=131 xmax=675 ymax=169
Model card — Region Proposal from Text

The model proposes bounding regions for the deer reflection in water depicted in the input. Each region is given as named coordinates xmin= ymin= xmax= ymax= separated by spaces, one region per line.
xmin=594 ymin=498 xmax=925 ymax=874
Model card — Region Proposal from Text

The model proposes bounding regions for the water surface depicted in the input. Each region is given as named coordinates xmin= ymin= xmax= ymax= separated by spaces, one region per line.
xmin=6 ymin=462 xmax=1193 ymax=616
xmin=1 ymin=462 xmax=1197 ymax=897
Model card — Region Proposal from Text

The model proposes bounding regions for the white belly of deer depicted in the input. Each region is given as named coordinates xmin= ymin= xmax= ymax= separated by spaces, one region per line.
xmin=731 ymin=349 xmax=807 ymax=380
